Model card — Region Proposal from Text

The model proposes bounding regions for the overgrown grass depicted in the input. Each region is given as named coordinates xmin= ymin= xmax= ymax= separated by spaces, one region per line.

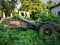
xmin=0 ymin=29 xmax=60 ymax=45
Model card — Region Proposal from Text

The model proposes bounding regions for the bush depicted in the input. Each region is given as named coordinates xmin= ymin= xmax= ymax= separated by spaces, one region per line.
xmin=0 ymin=24 xmax=6 ymax=31
xmin=38 ymin=33 xmax=60 ymax=45
xmin=0 ymin=29 xmax=60 ymax=45
xmin=34 ymin=11 xmax=60 ymax=24
xmin=0 ymin=30 xmax=38 ymax=45
xmin=12 ymin=14 xmax=20 ymax=20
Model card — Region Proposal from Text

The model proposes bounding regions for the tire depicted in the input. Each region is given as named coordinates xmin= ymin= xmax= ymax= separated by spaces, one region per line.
xmin=39 ymin=24 xmax=55 ymax=37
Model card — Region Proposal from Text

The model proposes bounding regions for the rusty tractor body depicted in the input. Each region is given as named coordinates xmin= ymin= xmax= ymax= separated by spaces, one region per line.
xmin=2 ymin=18 xmax=60 ymax=37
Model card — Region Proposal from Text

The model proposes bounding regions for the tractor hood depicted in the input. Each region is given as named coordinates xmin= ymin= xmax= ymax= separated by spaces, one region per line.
xmin=20 ymin=18 xmax=36 ymax=25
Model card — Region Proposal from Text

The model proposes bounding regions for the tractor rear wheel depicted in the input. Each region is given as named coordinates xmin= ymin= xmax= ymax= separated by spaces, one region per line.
xmin=39 ymin=24 xmax=55 ymax=37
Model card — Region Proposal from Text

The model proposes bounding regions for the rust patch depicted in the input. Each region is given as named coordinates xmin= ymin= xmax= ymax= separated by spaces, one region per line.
xmin=10 ymin=20 xmax=21 ymax=26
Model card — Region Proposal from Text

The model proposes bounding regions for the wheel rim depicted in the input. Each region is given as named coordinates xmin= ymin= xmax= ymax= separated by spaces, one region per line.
xmin=43 ymin=28 xmax=53 ymax=36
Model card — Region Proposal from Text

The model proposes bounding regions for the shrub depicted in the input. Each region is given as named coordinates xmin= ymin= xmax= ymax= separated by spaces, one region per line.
xmin=0 ymin=30 xmax=38 ymax=45
xmin=0 ymin=29 xmax=60 ymax=45
xmin=38 ymin=33 xmax=60 ymax=45
xmin=0 ymin=24 xmax=6 ymax=31
xmin=12 ymin=14 xmax=20 ymax=19
xmin=34 ymin=11 xmax=60 ymax=24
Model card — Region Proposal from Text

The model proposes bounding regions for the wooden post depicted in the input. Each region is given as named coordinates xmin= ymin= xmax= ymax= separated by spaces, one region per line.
xmin=3 ymin=12 xmax=5 ymax=18
xmin=10 ymin=13 xmax=13 ymax=17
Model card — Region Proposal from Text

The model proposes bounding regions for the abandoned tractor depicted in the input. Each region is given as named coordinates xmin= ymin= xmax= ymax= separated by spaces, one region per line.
xmin=2 ymin=18 xmax=60 ymax=37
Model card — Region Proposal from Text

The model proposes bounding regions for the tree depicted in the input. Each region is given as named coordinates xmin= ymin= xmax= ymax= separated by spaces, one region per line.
xmin=0 ymin=0 xmax=17 ymax=18
xmin=20 ymin=0 xmax=47 ymax=14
